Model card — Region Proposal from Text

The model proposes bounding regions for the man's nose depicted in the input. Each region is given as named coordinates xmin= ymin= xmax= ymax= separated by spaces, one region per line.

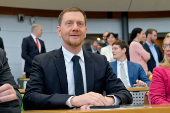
xmin=72 ymin=23 xmax=79 ymax=31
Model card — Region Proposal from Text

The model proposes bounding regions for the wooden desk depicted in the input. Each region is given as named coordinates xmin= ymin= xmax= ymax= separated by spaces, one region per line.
xmin=19 ymin=87 xmax=149 ymax=94
xmin=127 ymin=87 xmax=149 ymax=92
xmin=22 ymin=105 xmax=170 ymax=113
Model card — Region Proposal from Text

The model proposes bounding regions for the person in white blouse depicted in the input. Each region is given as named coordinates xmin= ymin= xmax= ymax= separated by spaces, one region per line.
xmin=101 ymin=32 xmax=117 ymax=62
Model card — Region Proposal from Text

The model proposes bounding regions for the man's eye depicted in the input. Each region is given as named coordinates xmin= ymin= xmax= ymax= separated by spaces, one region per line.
xmin=67 ymin=22 xmax=72 ymax=25
xmin=78 ymin=23 xmax=82 ymax=25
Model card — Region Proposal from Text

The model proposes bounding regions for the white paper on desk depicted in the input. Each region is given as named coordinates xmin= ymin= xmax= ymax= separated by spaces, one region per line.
xmin=90 ymin=105 xmax=151 ymax=110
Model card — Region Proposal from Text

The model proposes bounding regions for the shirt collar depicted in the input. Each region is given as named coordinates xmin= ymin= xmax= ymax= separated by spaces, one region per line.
xmin=62 ymin=46 xmax=84 ymax=63
xmin=31 ymin=33 xmax=37 ymax=40
xmin=117 ymin=59 xmax=127 ymax=66
xmin=146 ymin=41 xmax=155 ymax=47
xmin=91 ymin=46 xmax=97 ymax=53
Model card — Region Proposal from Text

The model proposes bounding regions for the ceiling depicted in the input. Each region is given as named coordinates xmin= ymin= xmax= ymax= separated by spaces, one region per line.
xmin=0 ymin=0 xmax=170 ymax=12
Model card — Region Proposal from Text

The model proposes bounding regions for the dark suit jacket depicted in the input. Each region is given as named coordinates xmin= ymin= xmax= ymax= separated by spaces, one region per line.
xmin=0 ymin=48 xmax=22 ymax=111
xmin=23 ymin=47 xmax=132 ymax=110
xmin=21 ymin=35 xmax=46 ymax=72
xmin=110 ymin=60 xmax=151 ymax=87
xmin=86 ymin=48 xmax=100 ymax=54
xmin=0 ymin=37 xmax=4 ymax=50
xmin=143 ymin=43 xmax=163 ymax=72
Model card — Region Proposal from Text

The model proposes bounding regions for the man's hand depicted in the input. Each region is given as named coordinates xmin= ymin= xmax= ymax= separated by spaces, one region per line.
xmin=71 ymin=92 xmax=110 ymax=107
xmin=80 ymin=96 xmax=115 ymax=109
xmin=0 ymin=84 xmax=17 ymax=102
xmin=133 ymin=79 xmax=146 ymax=87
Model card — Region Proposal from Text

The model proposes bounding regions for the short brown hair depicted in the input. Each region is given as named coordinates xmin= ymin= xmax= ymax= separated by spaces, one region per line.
xmin=112 ymin=40 xmax=129 ymax=56
xmin=145 ymin=29 xmax=157 ymax=37
xmin=58 ymin=7 xmax=87 ymax=26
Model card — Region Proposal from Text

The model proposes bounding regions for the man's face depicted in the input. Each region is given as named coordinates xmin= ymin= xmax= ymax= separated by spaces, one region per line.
xmin=150 ymin=31 xmax=157 ymax=43
xmin=57 ymin=11 xmax=87 ymax=47
xmin=36 ymin=26 xmax=43 ymax=37
xmin=112 ymin=45 xmax=126 ymax=60
xmin=92 ymin=41 xmax=98 ymax=50
xmin=103 ymin=32 xmax=109 ymax=41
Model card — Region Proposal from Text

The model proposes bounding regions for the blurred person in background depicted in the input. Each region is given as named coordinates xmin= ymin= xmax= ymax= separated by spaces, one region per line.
xmin=129 ymin=28 xmax=150 ymax=75
xmin=87 ymin=41 xmax=100 ymax=54
xmin=143 ymin=29 xmax=163 ymax=72
xmin=21 ymin=24 xmax=46 ymax=78
xmin=101 ymin=32 xmax=117 ymax=62
xmin=102 ymin=31 xmax=109 ymax=47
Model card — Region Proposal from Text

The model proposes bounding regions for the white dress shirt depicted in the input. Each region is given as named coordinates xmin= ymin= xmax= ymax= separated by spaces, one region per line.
xmin=117 ymin=59 xmax=148 ymax=87
xmin=62 ymin=46 xmax=87 ymax=95
xmin=31 ymin=33 xmax=41 ymax=52
xmin=61 ymin=46 xmax=120 ymax=107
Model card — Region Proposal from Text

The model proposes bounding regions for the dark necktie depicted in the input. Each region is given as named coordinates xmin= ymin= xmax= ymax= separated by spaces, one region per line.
xmin=72 ymin=55 xmax=84 ymax=96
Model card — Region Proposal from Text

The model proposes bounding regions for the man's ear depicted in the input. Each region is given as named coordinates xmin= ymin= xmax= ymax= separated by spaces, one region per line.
xmin=57 ymin=26 xmax=62 ymax=37
xmin=123 ymin=48 xmax=126 ymax=53
xmin=148 ymin=33 xmax=151 ymax=38
xmin=84 ymin=27 xmax=87 ymax=39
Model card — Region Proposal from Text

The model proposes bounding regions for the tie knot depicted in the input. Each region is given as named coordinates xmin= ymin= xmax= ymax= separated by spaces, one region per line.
xmin=120 ymin=63 xmax=124 ymax=66
xmin=72 ymin=55 xmax=80 ymax=62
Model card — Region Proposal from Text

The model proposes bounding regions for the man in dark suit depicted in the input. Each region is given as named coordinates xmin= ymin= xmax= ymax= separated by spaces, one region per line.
xmin=0 ymin=48 xmax=22 ymax=112
xmin=23 ymin=7 xmax=132 ymax=110
xmin=21 ymin=24 xmax=46 ymax=78
xmin=86 ymin=41 xmax=100 ymax=54
xmin=143 ymin=29 xmax=163 ymax=72
xmin=0 ymin=37 xmax=4 ymax=50
xmin=110 ymin=40 xmax=150 ymax=88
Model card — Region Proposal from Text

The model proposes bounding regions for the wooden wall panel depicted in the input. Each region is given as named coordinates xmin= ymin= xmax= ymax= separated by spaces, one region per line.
xmin=129 ymin=11 xmax=170 ymax=18
xmin=155 ymin=39 xmax=164 ymax=54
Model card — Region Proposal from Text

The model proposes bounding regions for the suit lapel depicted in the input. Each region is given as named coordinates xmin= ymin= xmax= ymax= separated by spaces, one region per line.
xmin=83 ymin=50 xmax=94 ymax=92
xmin=145 ymin=43 xmax=155 ymax=61
xmin=145 ymin=44 xmax=152 ymax=55
xmin=53 ymin=48 xmax=68 ymax=94
xmin=112 ymin=61 xmax=117 ymax=75
xmin=29 ymin=35 xmax=39 ymax=53
xmin=127 ymin=61 xmax=134 ymax=87
xmin=39 ymin=39 xmax=44 ymax=53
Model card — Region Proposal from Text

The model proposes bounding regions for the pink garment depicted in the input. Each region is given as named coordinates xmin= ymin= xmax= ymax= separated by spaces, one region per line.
xmin=149 ymin=66 xmax=170 ymax=104
xmin=129 ymin=41 xmax=150 ymax=71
